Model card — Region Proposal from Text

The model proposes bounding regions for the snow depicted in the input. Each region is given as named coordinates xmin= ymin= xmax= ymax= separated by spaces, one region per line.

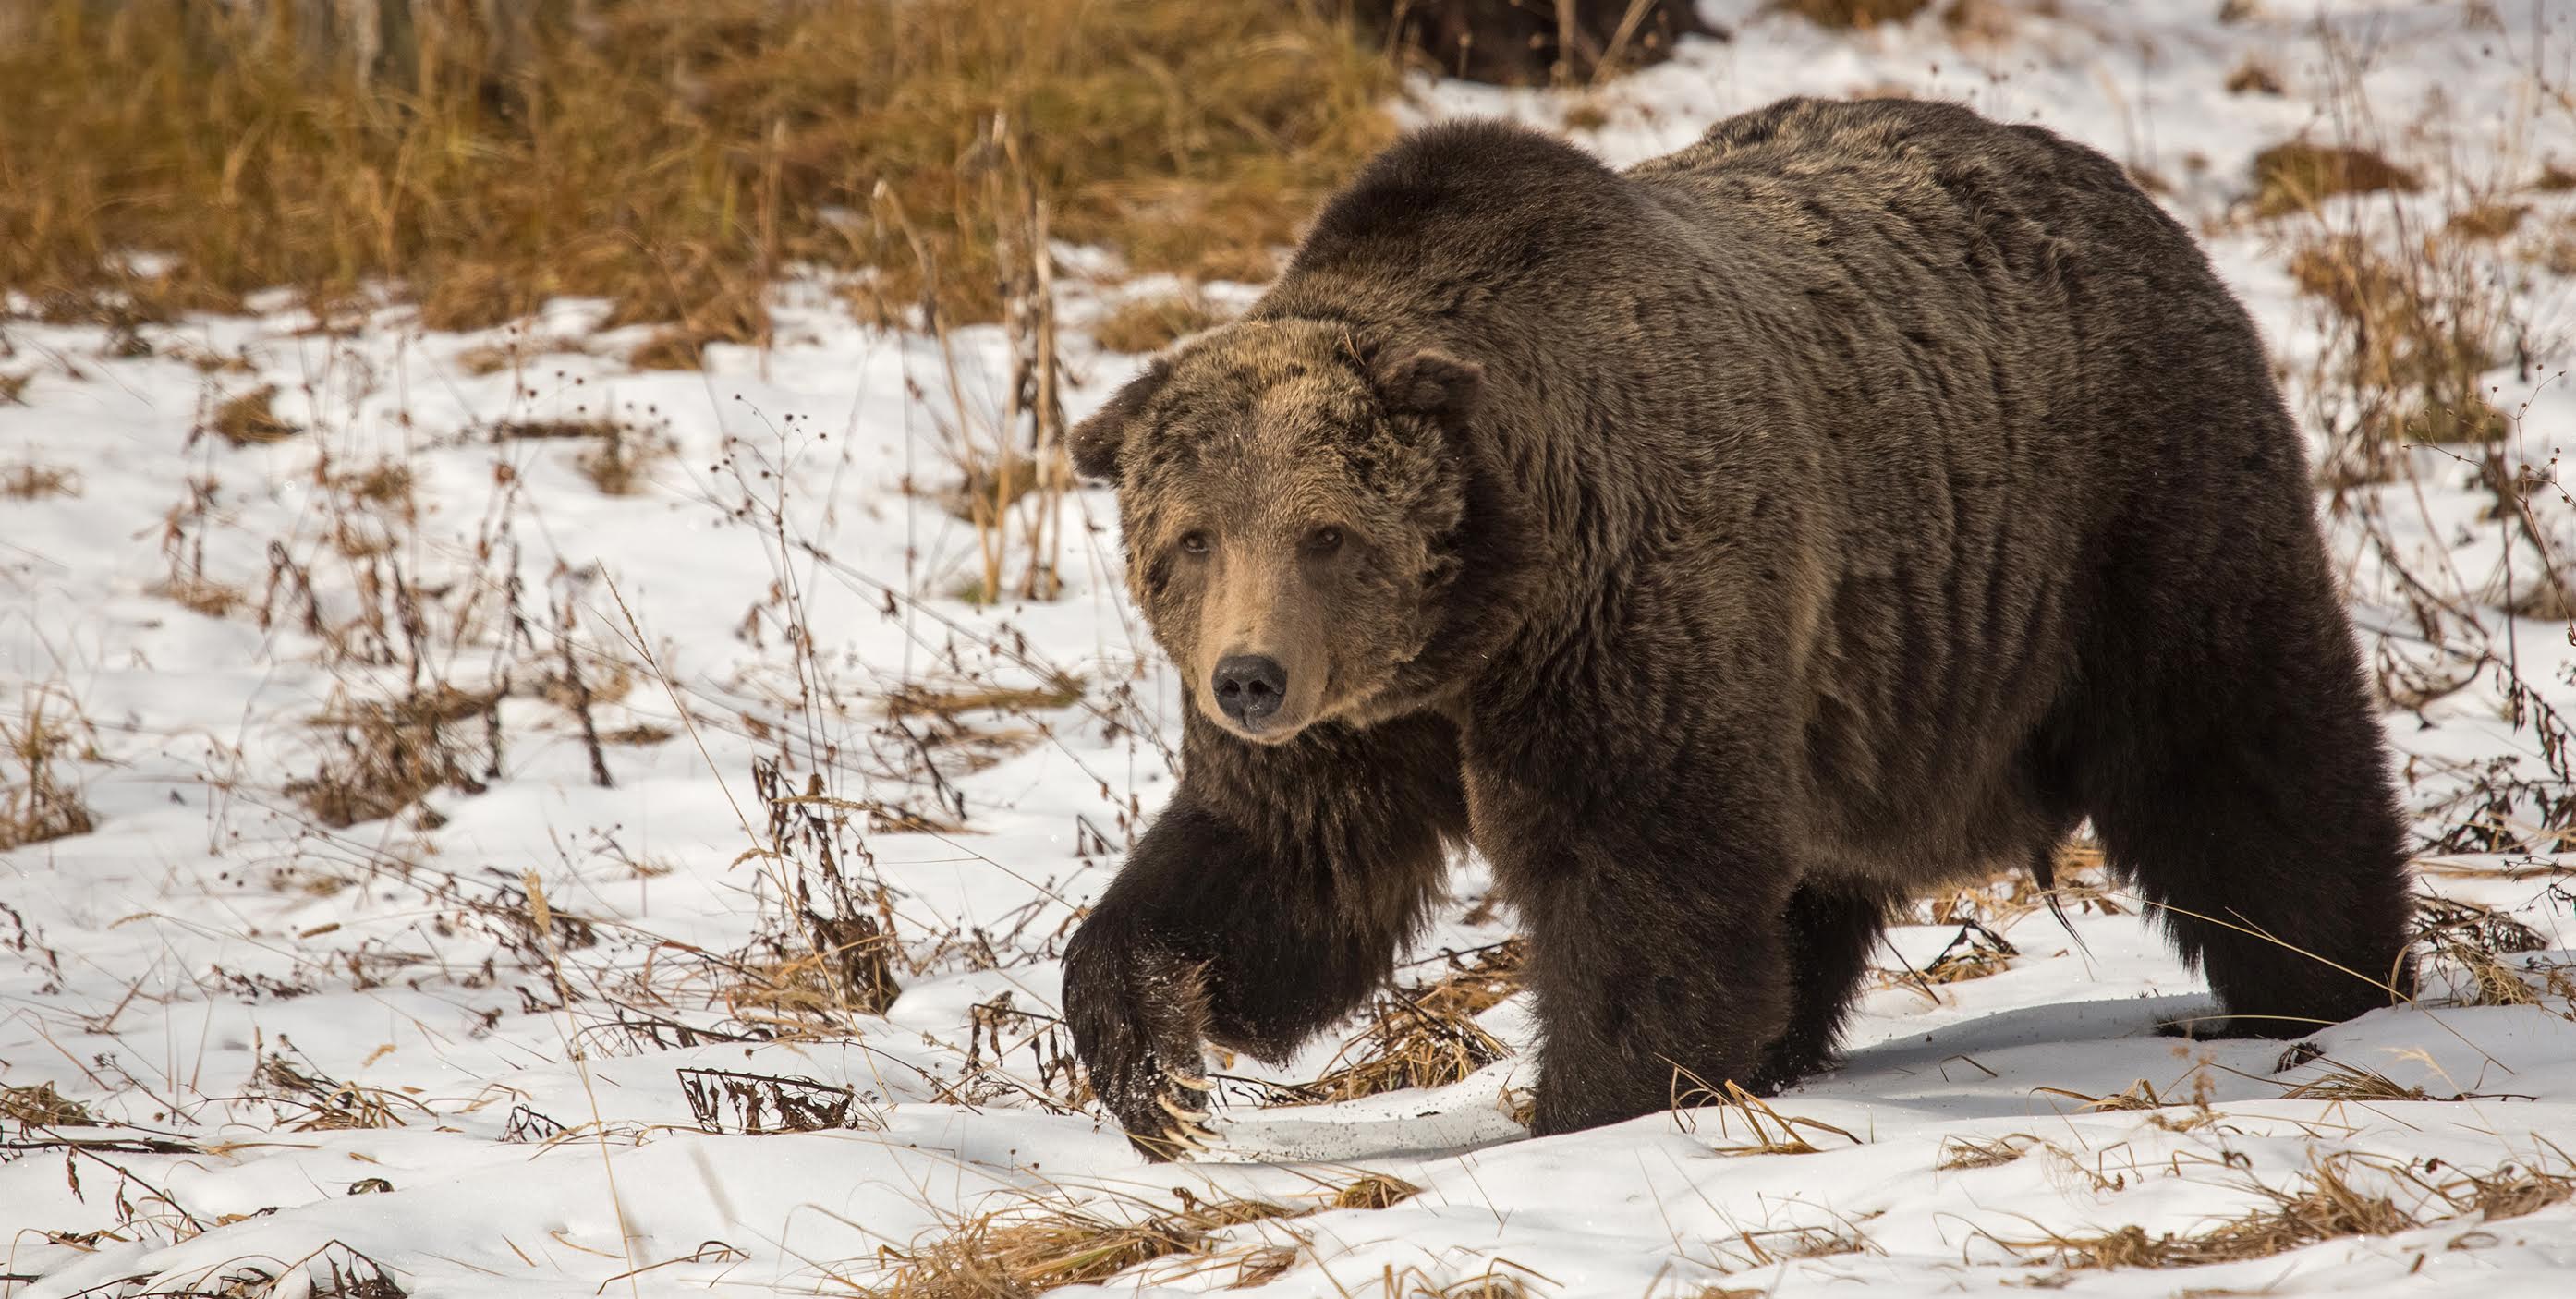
xmin=6 ymin=1 xmax=2576 ymax=1295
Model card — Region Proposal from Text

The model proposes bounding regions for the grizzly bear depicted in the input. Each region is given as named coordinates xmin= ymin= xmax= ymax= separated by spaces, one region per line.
xmin=1061 ymin=97 xmax=2418 ymax=1159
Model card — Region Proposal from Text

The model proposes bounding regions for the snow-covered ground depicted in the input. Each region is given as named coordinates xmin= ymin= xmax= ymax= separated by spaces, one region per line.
xmin=6 ymin=1 xmax=2576 ymax=1295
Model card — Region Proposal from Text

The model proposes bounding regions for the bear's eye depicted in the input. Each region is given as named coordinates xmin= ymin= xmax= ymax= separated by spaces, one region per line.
xmin=1177 ymin=530 xmax=1210 ymax=556
xmin=1303 ymin=526 xmax=1344 ymax=556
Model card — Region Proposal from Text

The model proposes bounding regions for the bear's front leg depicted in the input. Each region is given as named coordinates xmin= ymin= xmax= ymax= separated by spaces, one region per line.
xmin=1468 ymin=722 xmax=1802 ymax=1138
xmin=1062 ymin=713 xmax=1465 ymax=1159
xmin=1520 ymin=855 xmax=1796 ymax=1136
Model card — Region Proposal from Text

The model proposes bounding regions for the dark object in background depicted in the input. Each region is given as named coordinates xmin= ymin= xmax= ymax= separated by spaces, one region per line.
xmin=1342 ymin=0 xmax=1725 ymax=84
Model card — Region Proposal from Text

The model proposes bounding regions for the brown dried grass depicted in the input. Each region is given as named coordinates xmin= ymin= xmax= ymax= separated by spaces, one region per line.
xmin=0 ymin=1080 xmax=94 ymax=1126
xmin=1998 ymin=1154 xmax=2575 ymax=1271
xmin=2414 ymin=896 xmax=2570 ymax=1011
xmin=1 ymin=691 xmax=96 ymax=852
xmin=1768 ymin=0 xmax=1934 ymax=29
xmin=1090 ymin=291 xmax=1230 ymax=355
xmin=205 ymin=384 xmax=299 ymax=447
xmin=2254 ymin=141 xmax=2424 ymax=217
xmin=1939 ymin=1133 xmax=2036 ymax=1170
xmin=286 ymin=685 xmax=499 ymax=829
xmin=1262 ymin=941 xmax=1526 ymax=1105
xmin=1 ymin=458 xmax=77 ymax=500
xmin=1 ymin=0 xmax=1394 ymax=330
xmin=874 ymin=1179 xmax=1433 ymax=1298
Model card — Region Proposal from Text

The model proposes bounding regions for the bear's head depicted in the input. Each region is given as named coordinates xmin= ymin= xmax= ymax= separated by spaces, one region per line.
xmin=1071 ymin=318 xmax=1481 ymax=745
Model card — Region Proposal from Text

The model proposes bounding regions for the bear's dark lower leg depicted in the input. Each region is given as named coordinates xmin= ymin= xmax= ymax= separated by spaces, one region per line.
xmin=2084 ymin=606 xmax=2416 ymax=1038
xmin=1520 ymin=862 xmax=1792 ymax=1136
xmin=1752 ymin=881 xmax=1890 ymax=1091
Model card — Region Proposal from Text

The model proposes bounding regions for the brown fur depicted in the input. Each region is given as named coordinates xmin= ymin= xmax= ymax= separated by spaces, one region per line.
xmin=1062 ymin=97 xmax=2418 ymax=1157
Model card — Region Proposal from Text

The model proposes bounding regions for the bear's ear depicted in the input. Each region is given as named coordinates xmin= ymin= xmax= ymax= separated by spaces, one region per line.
xmin=1068 ymin=358 xmax=1173 ymax=480
xmin=1374 ymin=347 xmax=1483 ymax=425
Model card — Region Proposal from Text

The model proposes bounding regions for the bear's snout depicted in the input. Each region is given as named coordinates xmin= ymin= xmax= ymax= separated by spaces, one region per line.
xmin=1212 ymin=654 xmax=1289 ymax=729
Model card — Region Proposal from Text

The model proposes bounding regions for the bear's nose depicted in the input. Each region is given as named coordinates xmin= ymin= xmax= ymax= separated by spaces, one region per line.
xmin=1212 ymin=655 xmax=1288 ymax=728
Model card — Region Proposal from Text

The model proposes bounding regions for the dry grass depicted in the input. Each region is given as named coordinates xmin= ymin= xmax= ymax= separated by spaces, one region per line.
xmin=576 ymin=425 xmax=675 ymax=496
xmin=0 ymin=1080 xmax=94 ymax=1127
xmin=884 ymin=676 xmax=1087 ymax=722
xmin=253 ymin=1045 xmax=429 ymax=1132
xmin=1920 ymin=919 xmax=2018 ymax=984
xmin=2288 ymin=232 xmax=2511 ymax=477
xmin=456 ymin=334 xmax=589 ymax=377
xmin=1258 ymin=941 xmax=1525 ymax=1106
xmin=1939 ymin=1133 xmax=2036 ymax=1170
xmin=0 ymin=0 xmax=1395 ymax=331
xmin=0 ymin=371 xmax=29 ymax=405
xmin=1332 ymin=1174 xmax=1421 ymax=1210
xmin=2 ymin=457 xmax=77 ymax=499
xmin=204 ymin=384 xmax=299 ymax=447
xmin=1 ymin=690 xmax=97 ymax=852
xmin=2254 ymin=141 xmax=2424 ymax=218
xmin=2226 ymin=56 xmax=2286 ymax=97
xmin=1293 ymin=991 xmax=1513 ymax=1104
xmin=1674 ymin=1075 xmax=1863 ymax=1155
xmin=1769 ymin=0 xmax=1934 ymax=29
xmin=286 ymin=685 xmax=499 ymax=829
xmin=2447 ymin=201 xmax=2532 ymax=241
xmin=2278 ymin=1059 xmax=2436 ymax=1103
xmin=1998 ymin=1154 xmax=2575 ymax=1271
xmin=872 ymin=1189 xmax=1302 ymax=1297
xmin=2414 ymin=896 xmax=2570 ymax=1010
xmin=1090 ymin=291 xmax=1230 ymax=354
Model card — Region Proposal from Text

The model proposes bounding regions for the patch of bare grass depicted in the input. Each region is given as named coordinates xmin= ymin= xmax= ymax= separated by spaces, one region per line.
xmin=0 ymin=1080 xmax=93 ymax=1127
xmin=1291 ymin=990 xmax=1512 ymax=1104
xmin=2288 ymin=233 xmax=2510 ymax=480
xmin=2 ymin=690 xmax=97 ymax=852
xmin=455 ymin=334 xmax=589 ymax=377
xmin=286 ymin=685 xmax=500 ymax=830
xmin=2 ymin=457 xmax=77 ymax=499
xmin=1996 ymin=1154 xmax=2575 ymax=1270
xmin=252 ymin=1043 xmax=430 ymax=1132
xmin=1940 ymin=1133 xmax=2036 ymax=1170
xmin=203 ymin=384 xmax=299 ymax=447
xmin=2414 ymin=896 xmax=2570 ymax=1010
xmin=1 ymin=0 xmax=1394 ymax=329
xmin=2447 ymin=202 xmax=2531 ymax=241
xmin=871 ymin=1189 xmax=1300 ymax=1297
xmin=2225 ymin=56 xmax=2286 ymax=96
xmin=2278 ymin=1058 xmax=2436 ymax=1102
xmin=1769 ymin=0 xmax=1933 ymax=29
xmin=1091 ymin=291 xmax=1229 ymax=354
xmin=2254 ymin=141 xmax=2424 ymax=217
xmin=1253 ymin=941 xmax=1525 ymax=1106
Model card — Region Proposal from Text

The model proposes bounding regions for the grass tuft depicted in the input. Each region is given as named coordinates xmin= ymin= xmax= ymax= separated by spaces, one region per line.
xmin=875 ymin=1190 xmax=1301 ymax=1297
xmin=1261 ymin=941 xmax=1526 ymax=1105
xmin=3 ymin=457 xmax=78 ymax=499
xmin=206 ymin=384 xmax=300 ymax=447
xmin=1939 ymin=1133 xmax=2036 ymax=1170
xmin=1768 ymin=0 xmax=1934 ymax=29
xmin=2 ymin=691 xmax=96 ymax=852
xmin=0 ymin=1080 xmax=94 ymax=1126
xmin=1999 ymin=1154 xmax=2575 ymax=1270
xmin=2254 ymin=140 xmax=2423 ymax=217
xmin=286 ymin=685 xmax=499 ymax=829
xmin=1090 ymin=291 xmax=1230 ymax=354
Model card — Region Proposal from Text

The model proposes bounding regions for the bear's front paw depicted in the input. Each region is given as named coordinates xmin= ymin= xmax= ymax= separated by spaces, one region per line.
xmin=1062 ymin=932 xmax=1219 ymax=1160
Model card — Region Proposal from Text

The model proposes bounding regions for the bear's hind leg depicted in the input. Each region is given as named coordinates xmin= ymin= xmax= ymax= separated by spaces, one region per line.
xmin=2081 ymin=591 xmax=2416 ymax=1038
xmin=1752 ymin=881 xmax=1890 ymax=1092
